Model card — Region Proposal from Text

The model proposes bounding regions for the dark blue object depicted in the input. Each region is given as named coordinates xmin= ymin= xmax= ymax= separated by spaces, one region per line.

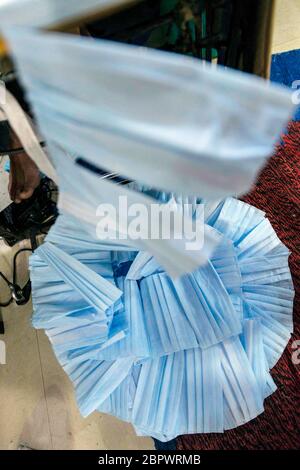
xmin=271 ymin=49 xmax=300 ymax=121
xmin=153 ymin=438 xmax=177 ymax=450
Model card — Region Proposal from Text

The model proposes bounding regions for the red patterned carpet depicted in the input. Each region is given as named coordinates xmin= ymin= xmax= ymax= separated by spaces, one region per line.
xmin=178 ymin=121 xmax=300 ymax=450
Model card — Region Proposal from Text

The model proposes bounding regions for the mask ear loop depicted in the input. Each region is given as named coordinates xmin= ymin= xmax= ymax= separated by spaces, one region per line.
xmin=76 ymin=156 xmax=131 ymax=186
xmin=0 ymin=87 xmax=58 ymax=185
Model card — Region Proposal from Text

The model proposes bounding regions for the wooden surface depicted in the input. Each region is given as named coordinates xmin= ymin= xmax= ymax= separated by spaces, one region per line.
xmin=272 ymin=0 xmax=300 ymax=53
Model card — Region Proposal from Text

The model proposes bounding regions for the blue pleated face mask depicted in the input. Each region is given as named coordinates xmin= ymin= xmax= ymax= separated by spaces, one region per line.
xmin=29 ymin=194 xmax=294 ymax=439
xmin=1 ymin=6 xmax=295 ymax=444
xmin=2 ymin=26 xmax=295 ymax=200
xmin=1 ymin=25 xmax=295 ymax=277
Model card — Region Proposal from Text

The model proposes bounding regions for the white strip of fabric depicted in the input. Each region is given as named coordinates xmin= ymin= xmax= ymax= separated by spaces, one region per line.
xmin=0 ymin=88 xmax=58 ymax=183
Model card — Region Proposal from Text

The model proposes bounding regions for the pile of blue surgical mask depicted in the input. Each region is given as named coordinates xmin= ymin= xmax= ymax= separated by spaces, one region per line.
xmin=1 ymin=24 xmax=295 ymax=441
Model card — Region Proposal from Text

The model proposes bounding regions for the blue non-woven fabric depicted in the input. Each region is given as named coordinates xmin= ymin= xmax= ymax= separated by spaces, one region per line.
xmin=4 ymin=26 xmax=295 ymax=201
xmin=29 ymin=197 xmax=294 ymax=441
xmin=2 ymin=26 xmax=297 ymax=280
xmin=3 ymin=22 xmax=295 ymax=443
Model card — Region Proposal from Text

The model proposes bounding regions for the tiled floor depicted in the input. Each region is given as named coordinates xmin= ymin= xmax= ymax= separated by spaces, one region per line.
xmin=0 ymin=0 xmax=299 ymax=450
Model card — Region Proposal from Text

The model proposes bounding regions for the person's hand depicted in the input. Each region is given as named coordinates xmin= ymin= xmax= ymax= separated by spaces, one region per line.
xmin=8 ymin=129 xmax=40 ymax=203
